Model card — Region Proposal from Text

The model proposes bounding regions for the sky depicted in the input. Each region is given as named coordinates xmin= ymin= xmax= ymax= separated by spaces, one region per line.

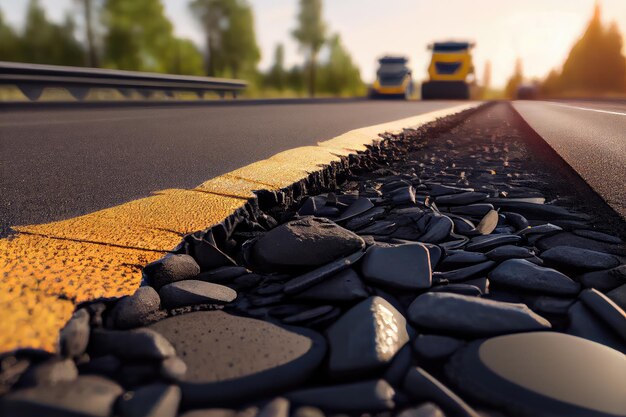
xmin=2 ymin=0 xmax=626 ymax=88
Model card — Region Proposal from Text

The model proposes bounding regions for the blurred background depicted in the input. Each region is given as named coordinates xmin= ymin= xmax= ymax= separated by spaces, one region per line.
xmin=0 ymin=0 xmax=625 ymax=99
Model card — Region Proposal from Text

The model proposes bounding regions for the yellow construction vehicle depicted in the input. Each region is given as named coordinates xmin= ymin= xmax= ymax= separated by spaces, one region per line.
xmin=421 ymin=41 xmax=475 ymax=99
xmin=369 ymin=56 xmax=414 ymax=99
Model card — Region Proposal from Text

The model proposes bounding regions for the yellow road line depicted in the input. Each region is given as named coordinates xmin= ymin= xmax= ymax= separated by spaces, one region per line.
xmin=0 ymin=102 xmax=480 ymax=353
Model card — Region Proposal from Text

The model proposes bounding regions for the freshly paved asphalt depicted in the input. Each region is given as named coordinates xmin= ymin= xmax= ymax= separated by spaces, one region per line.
xmin=0 ymin=99 xmax=461 ymax=233
xmin=513 ymin=100 xmax=626 ymax=219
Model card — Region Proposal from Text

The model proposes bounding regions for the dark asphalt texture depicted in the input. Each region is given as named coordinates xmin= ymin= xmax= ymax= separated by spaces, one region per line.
xmin=0 ymin=99 xmax=461 ymax=233
xmin=513 ymin=100 xmax=626 ymax=220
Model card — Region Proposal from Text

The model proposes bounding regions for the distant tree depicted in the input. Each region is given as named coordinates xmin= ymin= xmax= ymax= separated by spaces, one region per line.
xmin=190 ymin=0 xmax=260 ymax=78
xmin=20 ymin=0 xmax=85 ymax=66
xmin=0 ymin=11 xmax=22 ymax=62
xmin=319 ymin=34 xmax=364 ymax=96
xmin=75 ymin=0 xmax=100 ymax=67
xmin=265 ymin=44 xmax=287 ymax=90
xmin=167 ymin=38 xmax=206 ymax=76
xmin=482 ymin=60 xmax=492 ymax=91
xmin=292 ymin=0 xmax=327 ymax=97
xmin=504 ymin=58 xmax=523 ymax=99
xmin=545 ymin=3 xmax=626 ymax=95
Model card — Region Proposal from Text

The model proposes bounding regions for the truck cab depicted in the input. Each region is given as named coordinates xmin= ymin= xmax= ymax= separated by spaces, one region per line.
xmin=422 ymin=41 xmax=475 ymax=100
xmin=369 ymin=56 xmax=414 ymax=99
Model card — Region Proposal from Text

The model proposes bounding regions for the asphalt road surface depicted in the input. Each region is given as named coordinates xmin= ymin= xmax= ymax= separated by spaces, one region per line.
xmin=513 ymin=100 xmax=626 ymax=220
xmin=0 ymin=99 xmax=463 ymax=233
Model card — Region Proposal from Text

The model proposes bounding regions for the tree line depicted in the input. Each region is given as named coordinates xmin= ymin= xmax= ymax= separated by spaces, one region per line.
xmin=505 ymin=4 xmax=626 ymax=98
xmin=0 ymin=0 xmax=364 ymax=97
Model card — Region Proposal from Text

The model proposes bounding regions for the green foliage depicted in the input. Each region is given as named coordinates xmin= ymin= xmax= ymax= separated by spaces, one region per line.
xmin=102 ymin=0 xmax=204 ymax=75
xmin=318 ymin=34 xmax=364 ymax=96
xmin=542 ymin=4 xmax=626 ymax=96
xmin=264 ymin=44 xmax=288 ymax=91
xmin=292 ymin=0 xmax=327 ymax=96
xmin=3 ymin=0 xmax=85 ymax=66
xmin=504 ymin=58 xmax=523 ymax=99
xmin=0 ymin=11 xmax=21 ymax=61
xmin=190 ymin=0 xmax=260 ymax=78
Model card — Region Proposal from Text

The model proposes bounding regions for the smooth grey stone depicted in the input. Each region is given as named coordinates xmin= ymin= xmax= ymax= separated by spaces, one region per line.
xmin=429 ymin=283 xmax=482 ymax=297
xmin=607 ymin=284 xmax=626 ymax=311
xmin=327 ymin=297 xmax=409 ymax=377
xmin=284 ymin=250 xmax=365 ymax=294
xmin=435 ymin=192 xmax=488 ymax=206
xmin=476 ymin=209 xmax=499 ymax=235
xmin=357 ymin=221 xmax=397 ymax=235
xmin=579 ymin=265 xmax=626 ymax=292
xmin=197 ymin=266 xmax=249 ymax=284
xmin=59 ymin=308 xmax=90 ymax=357
xmin=446 ymin=332 xmax=626 ymax=417
xmin=485 ymin=200 xmax=589 ymax=221
xmin=427 ymin=184 xmax=473 ymax=197
xmin=567 ymin=302 xmax=626 ymax=353
xmin=344 ymin=207 xmax=386 ymax=230
xmin=440 ymin=251 xmax=488 ymax=270
xmin=448 ymin=204 xmax=494 ymax=218
xmin=390 ymin=186 xmax=416 ymax=205
xmin=298 ymin=196 xmax=325 ymax=216
xmin=403 ymin=367 xmax=479 ymax=417
xmin=580 ymin=289 xmax=626 ymax=342
xmin=160 ymin=356 xmax=187 ymax=381
xmin=485 ymin=245 xmax=533 ymax=261
xmin=396 ymin=403 xmax=446 ymax=417
xmin=419 ymin=215 xmax=454 ymax=244
xmin=111 ymin=286 xmax=161 ymax=329
xmin=573 ymin=229 xmax=623 ymax=244
xmin=424 ymin=244 xmax=443 ymax=268
xmin=149 ymin=311 xmax=326 ymax=407
xmin=464 ymin=277 xmax=490 ymax=294
xmin=187 ymin=235 xmax=236 ymax=271
xmin=90 ymin=328 xmax=175 ymax=360
xmin=503 ymin=211 xmax=529 ymax=231
xmin=282 ymin=306 xmax=334 ymax=324
xmin=232 ymin=274 xmax=263 ymax=290
xmin=286 ymin=380 xmax=395 ymax=412
xmin=435 ymin=261 xmax=496 ymax=283
xmin=451 ymin=217 xmax=479 ymax=236
xmin=18 ymin=358 xmax=78 ymax=387
xmin=408 ymin=293 xmax=551 ymax=337
xmin=335 ymin=197 xmax=375 ymax=222
xmin=316 ymin=207 xmax=340 ymax=218
xmin=518 ymin=223 xmax=562 ymax=239
xmin=382 ymin=179 xmax=411 ymax=194
xmin=256 ymin=283 xmax=284 ymax=295
xmin=535 ymin=232 xmax=626 ymax=256
xmin=412 ymin=334 xmax=463 ymax=360
xmin=383 ymin=345 xmax=412 ymax=387
xmin=0 ymin=375 xmax=123 ymax=417
xmin=144 ymin=254 xmax=200 ymax=290
xmin=292 ymin=406 xmax=325 ymax=417
xmin=252 ymin=217 xmax=365 ymax=268
xmin=78 ymin=355 xmax=120 ymax=377
xmin=118 ymin=384 xmax=181 ymax=417
xmin=294 ymin=269 xmax=368 ymax=302
xmin=531 ymin=296 xmax=575 ymax=316
xmin=179 ymin=410 xmax=236 ymax=417
xmin=541 ymin=246 xmax=620 ymax=271
xmin=159 ymin=280 xmax=236 ymax=309
xmin=489 ymin=259 xmax=580 ymax=296
xmin=361 ymin=243 xmax=432 ymax=290
xmin=465 ymin=234 xmax=522 ymax=252
xmin=257 ymin=397 xmax=289 ymax=417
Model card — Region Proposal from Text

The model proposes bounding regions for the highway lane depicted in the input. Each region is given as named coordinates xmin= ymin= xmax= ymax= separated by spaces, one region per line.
xmin=513 ymin=100 xmax=626 ymax=219
xmin=0 ymin=99 xmax=463 ymax=234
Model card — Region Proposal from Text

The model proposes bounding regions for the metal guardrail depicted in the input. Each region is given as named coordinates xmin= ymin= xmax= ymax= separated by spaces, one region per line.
xmin=0 ymin=61 xmax=247 ymax=101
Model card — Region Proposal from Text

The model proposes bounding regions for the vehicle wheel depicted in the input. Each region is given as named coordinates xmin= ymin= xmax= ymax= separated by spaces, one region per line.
xmin=421 ymin=81 xmax=469 ymax=100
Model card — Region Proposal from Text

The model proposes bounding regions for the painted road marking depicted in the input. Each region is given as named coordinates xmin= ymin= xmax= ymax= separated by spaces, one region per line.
xmin=0 ymin=102 xmax=481 ymax=353
xmin=546 ymin=101 xmax=626 ymax=117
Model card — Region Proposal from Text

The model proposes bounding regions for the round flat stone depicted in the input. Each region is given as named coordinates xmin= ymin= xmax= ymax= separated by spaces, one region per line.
xmin=148 ymin=311 xmax=326 ymax=407
xmin=159 ymin=280 xmax=236 ymax=309
xmin=446 ymin=332 xmax=626 ymax=417
xmin=489 ymin=259 xmax=580 ymax=296
xmin=361 ymin=243 xmax=432 ymax=290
